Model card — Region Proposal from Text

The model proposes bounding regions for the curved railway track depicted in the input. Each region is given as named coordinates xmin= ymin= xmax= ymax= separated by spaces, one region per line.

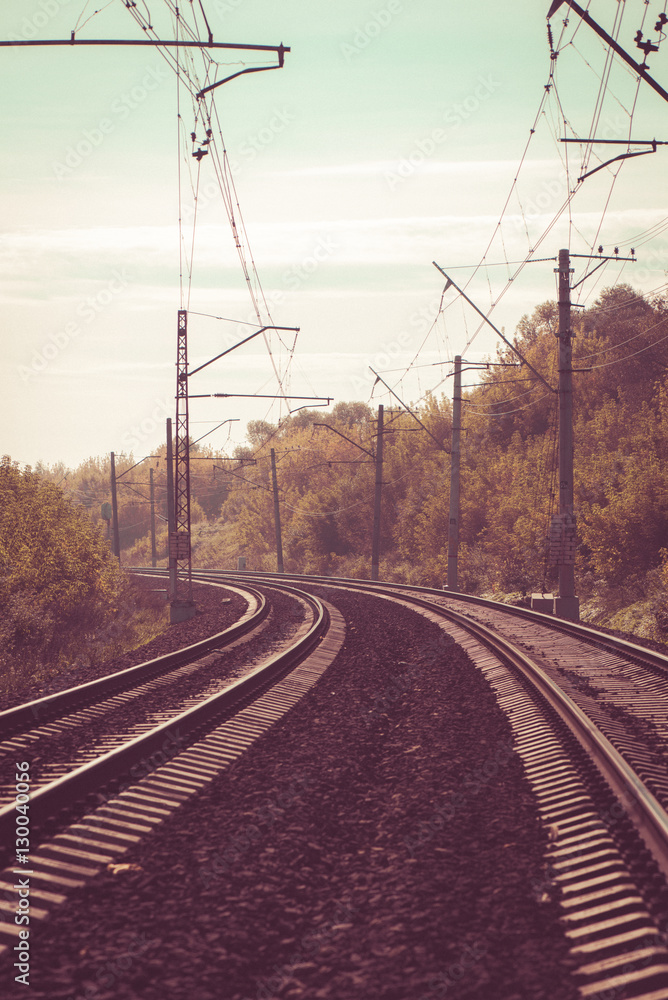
xmin=2 ymin=567 xmax=668 ymax=998
xmin=0 ymin=578 xmax=346 ymax=960
xmin=190 ymin=569 xmax=668 ymax=999
xmin=0 ymin=582 xmax=267 ymax=744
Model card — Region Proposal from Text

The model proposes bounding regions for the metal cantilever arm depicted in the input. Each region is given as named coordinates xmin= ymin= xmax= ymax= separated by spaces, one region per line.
xmin=0 ymin=36 xmax=290 ymax=101
xmin=547 ymin=0 xmax=668 ymax=106
xmin=188 ymin=325 xmax=299 ymax=378
xmin=197 ymin=45 xmax=288 ymax=99
xmin=432 ymin=263 xmax=557 ymax=394
xmin=314 ymin=424 xmax=375 ymax=460
xmin=579 ymin=146 xmax=657 ymax=181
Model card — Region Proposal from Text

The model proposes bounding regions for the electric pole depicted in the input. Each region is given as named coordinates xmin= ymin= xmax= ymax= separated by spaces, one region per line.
xmin=447 ymin=356 xmax=462 ymax=591
xmin=547 ymin=1 xmax=668 ymax=106
xmin=315 ymin=405 xmax=384 ymax=581
xmin=371 ymin=404 xmax=384 ymax=581
xmin=554 ymin=248 xmax=579 ymax=621
xmin=150 ymin=466 xmax=157 ymax=569
xmin=110 ymin=452 xmax=121 ymax=564
xmin=166 ymin=418 xmax=177 ymax=603
xmin=6 ymin=25 xmax=293 ymax=622
xmin=270 ymin=448 xmax=284 ymax=574
xmin=172 ymin=309 xmax=195 ymax=622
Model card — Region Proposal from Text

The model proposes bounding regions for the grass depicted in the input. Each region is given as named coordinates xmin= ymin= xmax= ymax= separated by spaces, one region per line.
xmin=0 ymin=584 xmax=168 ymax=710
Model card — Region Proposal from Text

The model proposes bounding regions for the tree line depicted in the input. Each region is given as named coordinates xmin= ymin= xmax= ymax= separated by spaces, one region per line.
xmin=31 ymin=283 xmax=668 ymax=640
xmin=0 ymin=457 xmax=165 ymax=703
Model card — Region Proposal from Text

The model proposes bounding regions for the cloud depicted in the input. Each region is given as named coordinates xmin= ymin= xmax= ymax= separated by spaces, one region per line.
xmin=275 ymin=158 xmax=562 ymax=178
xmin=1 ymin=206 xmax=666 ymax=312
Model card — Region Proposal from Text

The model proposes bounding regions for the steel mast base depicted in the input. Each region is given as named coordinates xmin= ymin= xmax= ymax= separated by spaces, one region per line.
xmin=170 ymin=599 xmax=197 ymax=624
xmin=553 ymin=595 xmax=580 ymax=621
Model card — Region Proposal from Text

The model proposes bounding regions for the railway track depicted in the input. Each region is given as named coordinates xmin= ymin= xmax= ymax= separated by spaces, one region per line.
xmin=189 ymin=569 xmax=668 ymax=999
xmin=0 ymin=581 xmax=268 ymax=799
xmin=0 ymin=578 xmax=346 ymax=960
xmin=2 ymin=567 xmax=668 ymax=998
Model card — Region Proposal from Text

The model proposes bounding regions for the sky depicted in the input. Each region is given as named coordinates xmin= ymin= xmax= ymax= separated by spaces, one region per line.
xmin=2 ymin=0 xmax=668 ymax=468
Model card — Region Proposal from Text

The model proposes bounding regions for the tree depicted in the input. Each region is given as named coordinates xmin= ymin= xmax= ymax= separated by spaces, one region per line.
xmin=0 ymin=456 xmax=123 ymax=664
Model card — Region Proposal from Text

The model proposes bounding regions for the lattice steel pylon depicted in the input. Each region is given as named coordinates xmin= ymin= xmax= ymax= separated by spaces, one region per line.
xmin=171 ymin=308 xmax=195 ymax=621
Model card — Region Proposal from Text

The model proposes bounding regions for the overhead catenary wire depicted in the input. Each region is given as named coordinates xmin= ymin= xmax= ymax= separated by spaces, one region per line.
xmin=464 ymin=390 xmax=555 ymax=417
xmin=577 ymin=307 xmax=668 ymax=360
xmin=387 ymin=1 xmax=661 ymax=415
xmin=386 ymin=19 xmax=573 ymax=403
xmin=72 ymin=1 xmax=117 ymax=36
xmin=582 ymin=327 xmax=668 ymax=370
xmin=62 ymin=2 xmax=667 ymax=481
xmin=118 ymin=0 xmax=298 ymax=417
xmin=471 ymin=381 xmax=549 ymax=406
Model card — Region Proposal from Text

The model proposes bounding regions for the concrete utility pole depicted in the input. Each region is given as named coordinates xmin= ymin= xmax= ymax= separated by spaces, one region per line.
xmin=314 ymin=407 xmax=384 ymax=580
xmin=270 ymin=448 xmax=284 ymax=574
xmin=447 ymin=356 xmax=462 ymax=591
xmin=109 ymin=452 xmax=121 ymax=564
xmin=166 ymin=419 xmax=177 ymax=603
xmin=150 ymin=466 xmax=157 ymax=569
xmin=554 ymin=248 xmax=579 ymax=621
xmin=371 ymin=404 xmax=384 ymax=581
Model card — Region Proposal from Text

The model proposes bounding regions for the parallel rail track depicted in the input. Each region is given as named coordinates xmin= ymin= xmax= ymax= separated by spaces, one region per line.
xmin=0 ymin=581 xmax=324 ymax=847
xmin=185 ymin=569 xmax=668 ymax=998
xmin=0 ymin=582 xmax=267 ymax=741
xmin=0 ymin=580 xmax=348 ymax=958
xmin=4 ymin=567 xmax=668 ymax=996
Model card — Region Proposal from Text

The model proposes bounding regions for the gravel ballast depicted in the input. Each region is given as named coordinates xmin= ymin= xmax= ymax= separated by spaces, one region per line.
xmin=1 ymin=587 xmax=577 ymax=1000
xmin=1 ymin=579 xmax=251 ymax=712
xmin=0 ymin=583 xmax=307 ymax=803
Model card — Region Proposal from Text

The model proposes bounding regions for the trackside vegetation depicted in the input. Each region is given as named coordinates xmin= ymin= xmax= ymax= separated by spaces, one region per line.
xmin=25 ymin=283 xmax=668 ymax=644
xmin=0 ymin=457 xmax=167 ymax=705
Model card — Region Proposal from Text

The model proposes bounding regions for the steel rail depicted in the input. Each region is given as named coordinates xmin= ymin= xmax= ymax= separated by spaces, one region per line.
xmin=187 ymin=570 xmax=668 ymax=879
xmin=0 ymin=583 xmax=267 ymax=738
xmin=0 ymin=583 xmax=327 ymax=853
xmin=185 ymin=567 xmax=668 ymax=678
xmin=426 ymin=599 xmax=668 ymax=881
